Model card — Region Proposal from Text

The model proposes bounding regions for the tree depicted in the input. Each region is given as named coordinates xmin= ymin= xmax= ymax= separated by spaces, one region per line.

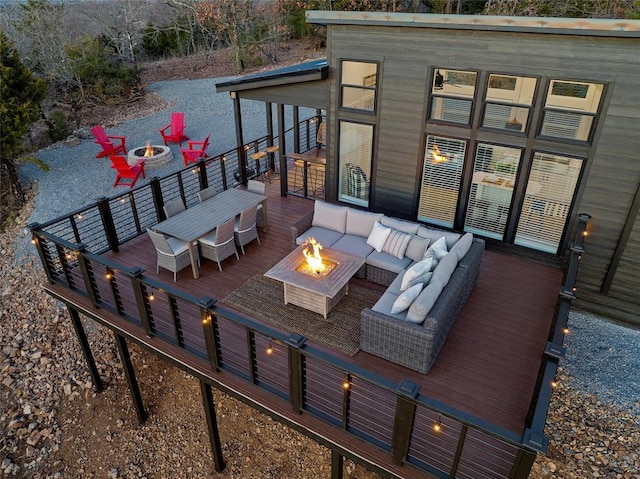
xmin=0 ymin=31 xmax=47 ymax=226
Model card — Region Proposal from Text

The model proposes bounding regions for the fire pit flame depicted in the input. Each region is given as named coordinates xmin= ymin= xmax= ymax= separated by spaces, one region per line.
xmin=144 ymin=141 xmax=154 ymax=158
xmin=302 ymin=237 xmax=325 ymax=274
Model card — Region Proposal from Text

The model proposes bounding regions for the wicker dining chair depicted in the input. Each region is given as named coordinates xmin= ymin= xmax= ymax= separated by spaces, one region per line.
xmin=147 ymin=228 xmax=196 ymax=281
xmin=163 ymin=199 xmax=186 ymax=219
xmin=197 ymin=185 xmax=217 ymax=203
xmin=234 ymin=204 xmax=260 ymax=255
xmin=247 ymin=180 xmax=265 ymax=227
xmin=198 ymin=218 xmax=239 ymax=271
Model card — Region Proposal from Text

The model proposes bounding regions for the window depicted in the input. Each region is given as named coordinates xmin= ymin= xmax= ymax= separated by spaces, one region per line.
xmin=540 ymin=80 xmax=604 ymax=141
xmin=338 ymin=121 xmax=373 ymax=207
xmin=515 ymin=153 xmax=582 ymax=253
xmin=482 ymin=74 xmax=537 ymax=133
xmin=464 ymin=144 xmax=522 ymax=240
xmin=429 ymin=69 xmax=477 ymax=125
xmin=340 ymin=61 xmax=378 ymax=111
xmin=417 ymin=136 xmax=466 ymax=228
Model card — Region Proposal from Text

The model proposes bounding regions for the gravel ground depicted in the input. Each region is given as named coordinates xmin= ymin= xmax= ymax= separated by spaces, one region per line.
xmin=3 ymin=76 xmax=639 ymax=478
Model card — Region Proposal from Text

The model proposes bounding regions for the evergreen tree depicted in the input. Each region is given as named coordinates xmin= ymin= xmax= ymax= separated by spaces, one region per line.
xmin=0 ymin=31 xmax=47 ymax=225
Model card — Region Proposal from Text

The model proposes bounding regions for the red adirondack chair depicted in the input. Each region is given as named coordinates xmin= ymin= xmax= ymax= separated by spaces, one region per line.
xmin=159 ymin=112 xmax=189 ymax=145
xmin=109 ymin=155 xmax=146 ymax=188
xmin=91 ymin=125 xmax=127 ymax=158
xmin=181 ymin=134 xmax=210 ymax=166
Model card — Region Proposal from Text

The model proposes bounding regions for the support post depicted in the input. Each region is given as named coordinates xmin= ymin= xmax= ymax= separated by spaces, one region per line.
xmin=286 ymin=333 xmax=306 ymax=413
xmin=278 ymin=104 xmax=287 ymax=196
xmin=97 ymin=197 xmax=119 ymax=253
xmin=114 ymin=332 xmax=148 ymax=423
xmin=331 ymin=449 xmax=344 ymax=479
xmin=231 ymin=92 xmax=247 ymax=185
xmin=200 ymin=379 xmax=226 ymax=473
xmin=391 ymin=379 xmax=420 ymax=465
xmin=200 ymin=297 xmax=219 ymax=371
xmin=149 ymin=177 xmax=164 ymax=222
xmin=68 ymin=306 xmax=103 ymax=392
xmin=509 ymin=449 xmax=537 ymax=479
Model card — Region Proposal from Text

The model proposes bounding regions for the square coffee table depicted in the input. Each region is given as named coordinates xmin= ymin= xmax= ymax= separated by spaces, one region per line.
xmin=264 ymin=246 xmax=365 ymax=318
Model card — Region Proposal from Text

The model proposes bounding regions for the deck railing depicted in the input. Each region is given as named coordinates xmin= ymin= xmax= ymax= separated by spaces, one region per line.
xmin=28 ymin=118 xmax=589 ymax=479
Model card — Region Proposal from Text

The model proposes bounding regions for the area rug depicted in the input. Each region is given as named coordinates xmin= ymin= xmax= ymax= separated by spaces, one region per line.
xmin=221 ymin=272 xmax=383 ymax=356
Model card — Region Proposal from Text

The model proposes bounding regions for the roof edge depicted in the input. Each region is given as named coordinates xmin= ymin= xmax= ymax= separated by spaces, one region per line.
xmin=306 ymin=11 xmax=640 ymax=37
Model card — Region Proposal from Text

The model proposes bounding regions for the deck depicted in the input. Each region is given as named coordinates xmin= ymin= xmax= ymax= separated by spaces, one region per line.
xmin=38 ymin=176 xmax=565 ymax=478
xmin=100 ymin=179 xmax=562 ymax=433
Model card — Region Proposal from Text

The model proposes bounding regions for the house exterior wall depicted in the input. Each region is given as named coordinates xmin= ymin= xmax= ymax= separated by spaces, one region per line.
xmin=318 ymin=18 xmax=640 ymax=325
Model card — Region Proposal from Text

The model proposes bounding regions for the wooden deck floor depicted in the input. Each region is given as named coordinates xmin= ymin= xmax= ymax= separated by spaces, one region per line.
xmin=101 ymin=179 xmax=563 ymax=437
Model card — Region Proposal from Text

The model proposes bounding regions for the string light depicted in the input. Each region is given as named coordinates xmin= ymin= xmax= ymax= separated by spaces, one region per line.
xmin=342 ymin=373 xmax=350 ymax=390
xmin=149 ymin=288 xmax=155 ymax=301
xmin=551 ymin=380 xmax=558 ymax=388
xmin=105 ymin=270 xmax=113 ymax=280
xmin=433 ymin=416 xmax=442 ymax=432
xmin=563 ymin=326 xmax=570 ymax=334
xmin=266 ymin=340 xmax=273 ymax=355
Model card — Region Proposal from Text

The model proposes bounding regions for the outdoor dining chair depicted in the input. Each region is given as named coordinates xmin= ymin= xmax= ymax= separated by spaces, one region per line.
xmin=147 ymin=228 xmax=197 ymax=281
xmin=247 ymin=180 xmax=265 ymax=227
xmin=163 ymin=199 xmax=186 ymax=219
xmin=91 ymin=125 xmax=127 ymax=158
xmin=109 ymin=155 xmax=145 ymax=188
xmin=197 ymin=186 xmax=217 ymax=203
xmin=198 ymin=217 xmax=239 ymax=271
xmin=159 ymin=112 xmax=189 ymax=146
xmin=234 ymin=204 xmax=260 ymax=255
xmin=181 ymin=134 xmax=210 ymax=166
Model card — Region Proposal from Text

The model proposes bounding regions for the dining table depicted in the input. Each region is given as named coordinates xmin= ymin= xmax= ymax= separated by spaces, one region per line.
xmin=153 ymin=188 xmax=268 ymax=279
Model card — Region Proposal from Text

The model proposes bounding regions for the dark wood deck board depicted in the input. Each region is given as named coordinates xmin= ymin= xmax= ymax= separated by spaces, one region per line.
xmin=100 ymin=179 xmax=563 ymax=436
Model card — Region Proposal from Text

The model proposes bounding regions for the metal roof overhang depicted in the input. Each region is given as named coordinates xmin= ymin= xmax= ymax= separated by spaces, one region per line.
xmin=215 ymin=59 xmax=328 ymax=93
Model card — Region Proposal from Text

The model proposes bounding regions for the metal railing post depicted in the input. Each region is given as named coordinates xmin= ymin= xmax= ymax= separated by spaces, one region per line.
xmin=391 ymin=379 xmax=420 ymax=465
xmin=97 ymin=197 xmax=119 ymax=252
xmin=200 ymin=297 xmax=219 ymax=371
xmin=286 ymin=333 xmax=306 ymax=413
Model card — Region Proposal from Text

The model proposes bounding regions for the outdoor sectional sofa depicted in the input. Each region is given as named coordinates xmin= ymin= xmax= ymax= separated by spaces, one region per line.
xmin=291 ymin=200 xmax=485 ymax=374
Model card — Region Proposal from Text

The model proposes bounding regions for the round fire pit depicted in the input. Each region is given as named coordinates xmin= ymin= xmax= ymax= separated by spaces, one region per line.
xmin=128 ymin=144 xmax=173 ymax=169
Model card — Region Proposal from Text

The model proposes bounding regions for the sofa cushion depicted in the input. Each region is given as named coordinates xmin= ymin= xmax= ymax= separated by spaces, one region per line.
xmin=391 ymin=283 xmax=423 ymax=314
xmin=431 ymin=252 xmax=458 ymax=287
xmin=331 ymin=234 xmax=374 ymax=258
xmin=383 ymin=229 xmax=412 ymax=259
xmin=346 ymin=209 xmax=383 ymax=237
xmin=401 ymin=258 xmax=436 ymax=291
xmin=367 ymin=221 xmax=392 ymax=252
xmin=385 ymin=270 xmax=406 ymax=296
xmin=366 ymin=250 xmax=413 ymax=274
xmin=425 ymin=236 xmax=449 ymax=261
xmin=371 ymin=291 xmax=408 ymax=320
xmin=380 ymin=216 xmax=420 ymax=234
xmin=312 ymin=201 xmax=348 ymax=234
xmin=296 ymin=226 xmax=343 ymax=248
xmin=449 ymin=232 xmax=474 ymax=261
xmin=406 ymin=279 xmax=445 ymax=324
xmin=417 ymin=226 xmax=461 ymax=250
xmin=405 ymin=235 xmax=430 ymax=262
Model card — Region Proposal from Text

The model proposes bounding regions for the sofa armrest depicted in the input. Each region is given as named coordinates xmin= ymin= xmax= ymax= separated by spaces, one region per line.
xmin=360 ymin=308 xmax=437 ymax=374
xmin=291 ymin=211 xmax=314 ymax=249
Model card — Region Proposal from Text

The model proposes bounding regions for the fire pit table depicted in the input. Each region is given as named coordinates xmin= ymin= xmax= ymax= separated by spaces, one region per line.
xmin=264 ymin=243 xmax=365 ymax=319
xmin=127 ymin=142 xmax=173 ymax=169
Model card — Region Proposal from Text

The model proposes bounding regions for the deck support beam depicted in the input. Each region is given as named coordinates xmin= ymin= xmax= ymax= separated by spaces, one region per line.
xmin=391 ymin=379 xmax=420 ymax=465
xmin=68 ymin=306 xmax=104 ymax=393
xmin=114 ymin=332 xmax=148 ymax=423
xmin=200 ymin=379 xmax=226 ymax=473
xmin=331 ymin=449 xmax=344 ymax=479
xmin=509 ymin=449 xmax=536 ymax=479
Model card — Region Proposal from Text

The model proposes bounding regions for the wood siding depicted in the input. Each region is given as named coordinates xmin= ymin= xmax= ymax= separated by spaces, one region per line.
xmin=324 ymin=23 xmax=640 ymax=325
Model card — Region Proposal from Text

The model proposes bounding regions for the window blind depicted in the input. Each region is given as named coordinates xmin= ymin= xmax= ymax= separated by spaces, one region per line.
xmin=338 ymin=121 xmax=373 ymax=207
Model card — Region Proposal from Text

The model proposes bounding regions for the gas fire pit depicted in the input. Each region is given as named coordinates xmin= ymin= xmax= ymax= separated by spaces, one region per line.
xmin=128 ymin=142 xmax=173 ymax=169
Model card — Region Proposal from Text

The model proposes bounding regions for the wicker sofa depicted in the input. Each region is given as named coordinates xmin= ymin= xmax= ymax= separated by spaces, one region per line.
xmin=291 ymin=201 xmax=485 ymax=373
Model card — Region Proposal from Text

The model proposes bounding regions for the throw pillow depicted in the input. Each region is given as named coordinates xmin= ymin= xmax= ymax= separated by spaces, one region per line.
xmin=406 ymin=279 xmax=445 ymax=324
xmin=404 ymin=271 xmax=432 ymax=291
xmin=382 ymin=229 xmax=413 ymax=259
xmin=449 ymin=232 xmax=474 ymax=261
xmin=401 ymin=258 xmax=436 ymax=291
xmin=405 ymin=235 xmax=430 ymax=263
xmin=425 ymin=236 xmax=448 ymax=261
xmin=390 ymin=283 xmax=423 ymax=314
xmin=367 ymin=221 xmax=392 ymax=253
xmin=312 ymin=201 xmax=348 ymax=233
